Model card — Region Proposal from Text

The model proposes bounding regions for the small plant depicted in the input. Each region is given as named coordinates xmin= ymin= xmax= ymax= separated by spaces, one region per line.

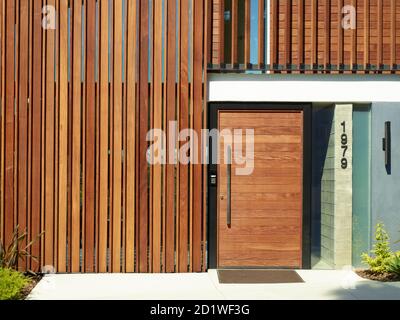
xmin=361 ymin=223 xmax=394 ymax=274
xmin=388 ymin=253 xmax=400 ymax=276
xmin=0 ymin=268 xmax=30 ymax=300
xmin=0 ymin=226 xmax=43 ymax=271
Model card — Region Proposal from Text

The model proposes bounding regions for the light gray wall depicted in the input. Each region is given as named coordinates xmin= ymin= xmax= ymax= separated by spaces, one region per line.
xmin=371 ymin=103 xmax=400 ymax=251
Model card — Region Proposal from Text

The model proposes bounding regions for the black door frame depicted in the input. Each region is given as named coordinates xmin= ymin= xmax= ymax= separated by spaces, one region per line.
xmin=207 ymin=102 xmax=312 ymax=269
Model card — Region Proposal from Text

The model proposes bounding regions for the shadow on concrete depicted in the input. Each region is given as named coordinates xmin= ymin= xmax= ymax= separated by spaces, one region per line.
xmin=327 ymin=281 xmax=400 ymax=300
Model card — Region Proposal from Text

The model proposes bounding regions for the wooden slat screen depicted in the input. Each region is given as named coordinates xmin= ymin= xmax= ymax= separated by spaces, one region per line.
xmin=210 ymin=0 xmax=400 ymax=72
xmin=0 ymin=0 xmax=208 ymax=273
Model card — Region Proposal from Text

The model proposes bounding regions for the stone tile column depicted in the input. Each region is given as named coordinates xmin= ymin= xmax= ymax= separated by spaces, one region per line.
xmin=333 ymin=104 xmax=353 ymax=268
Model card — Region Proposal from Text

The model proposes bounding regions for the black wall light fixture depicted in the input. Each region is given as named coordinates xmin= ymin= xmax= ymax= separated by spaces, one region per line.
xmin=383 ymin=121 xmax=391 ymax=173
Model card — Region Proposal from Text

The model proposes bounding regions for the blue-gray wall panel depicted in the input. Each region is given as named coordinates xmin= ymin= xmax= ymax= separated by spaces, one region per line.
xmin=371 ymin=103 xmax=400 ymax=251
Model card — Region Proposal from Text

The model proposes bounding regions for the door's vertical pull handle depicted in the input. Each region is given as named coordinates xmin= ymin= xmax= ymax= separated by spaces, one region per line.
xmin=227 ymin=146 xmax=232 ymax=228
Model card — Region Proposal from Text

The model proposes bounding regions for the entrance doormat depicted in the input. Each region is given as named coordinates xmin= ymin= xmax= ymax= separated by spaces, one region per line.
xmin=217 ymin=269 xmax=304 ymax=284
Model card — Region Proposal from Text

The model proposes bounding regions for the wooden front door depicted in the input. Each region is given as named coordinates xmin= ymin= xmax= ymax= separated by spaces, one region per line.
xmin=217 ymin=110 xmax=304 ymax=268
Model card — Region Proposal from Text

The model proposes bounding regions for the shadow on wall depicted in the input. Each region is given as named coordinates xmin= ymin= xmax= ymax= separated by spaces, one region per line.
xmin=311 ymin=105 xmax=335 ymax=268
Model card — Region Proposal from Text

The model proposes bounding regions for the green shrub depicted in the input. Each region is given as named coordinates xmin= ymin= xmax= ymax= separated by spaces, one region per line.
xmin=0 ymin=226 xmax=43 ymax=270
xmin=0 ymin=268 xmax=30 ymax=300
xmin=361 ymin=223 xmax=394 ymax=274
xmin=388 ymin=253 xmax=400 ymax=276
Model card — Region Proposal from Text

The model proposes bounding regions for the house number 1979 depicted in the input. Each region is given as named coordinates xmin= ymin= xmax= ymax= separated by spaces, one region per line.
xmin=340 ymin=121 xmax=348 ymax=169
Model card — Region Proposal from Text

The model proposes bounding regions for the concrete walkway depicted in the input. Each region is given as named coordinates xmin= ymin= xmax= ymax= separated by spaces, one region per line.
xmin=28 ymin=270 xmax=400 ymax=300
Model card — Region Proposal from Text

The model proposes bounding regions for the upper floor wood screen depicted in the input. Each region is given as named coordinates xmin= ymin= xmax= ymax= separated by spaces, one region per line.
xmin=210 ymin=0 xmax=400 ymax=73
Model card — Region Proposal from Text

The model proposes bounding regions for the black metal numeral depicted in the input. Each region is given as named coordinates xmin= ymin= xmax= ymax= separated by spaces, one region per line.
xmin=340 ymin=121 xmax=348 ymax=170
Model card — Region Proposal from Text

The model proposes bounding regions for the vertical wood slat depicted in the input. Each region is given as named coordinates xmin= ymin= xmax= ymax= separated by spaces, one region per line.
xmin=53 ymin=0 xmax=59 ymax=273
xmin=324 ymin=0 xmax=331 ymax=69
xmin=18 ymin=0 xmax=29 ymax=269
xmin=162 ymin=0 xmax=167 ymax=274
xmin=175 ymin=0 xmax=180 ymax=272
xmin=270 ymin=0 xmax=278 ymax=66
xmin=71 ymin=0 xmax=82 ymax=273
xmin=98 ymin=0 xmax=109 ymax=273
xmin=364 ymin=0 xmax=370 ymax=68
xmin=298 ymin=0 xmax=304 ymax=67
xmin=178 ymin=0 xmax=189 ymax=273
xmin=0 ymin=0 xmax=4 ymax=250
xmin=206 ymin=0 xmax=212 ymax=65
xmin=211 ymin=0 xmax=218 ymax=64
xmin=377 ymin=0 xmax=383 ymax=67
xmin=30 ymin=0 xmax=42 ymax=272
xmin=138 ymin=0 xmax=149 ymax=273
xmin=125 ymin=0 xmax=137 ymax=274
xmin=40 ymin=0 xmax=46 ymax=268
xmin=219 ymin=0 xmax=225 ymax=65
xmin=4 ymin=0 xmax=15 ymax=250
xmin=397 ymin=0 xmax=400 ymax=64
xmin=244 ymin=0 xmax=250 ymax=65
xmin=152 ymin=0 xmax=163 ymax=273
xmin=14 ymin=0 xmax=19 ymax=264
xmin=284 ymin=0 xmax=292 ymax=66
xmin=390 ymin=0 xmax=396 ymax=68
xmin=148 ymin=0 xmax=154 ymax=273
xmin=94 ymin=0 xmax=100 ymax=274
xmin=108 ymin=0 xmax=114 ymax=276
xmin=203 ymin=0 xmax=210 ymax=272
xmin=338 ymin=0 xmax=344 ymax=68
xmin=231 ymin=0 xmax=238 ymax=64
xmin=192 ymin=0 xmax=204 ymax=273
xmin=79 ymin=0 xmax=85 ymax=273
xmin=258 ymin=0 xmax=265 ymax=65
xmin=26 ymin=0 xmax=32 ymax=269
xmin=121 ymin=0 xmax=127 ymax=274
xmin=67 ymin=60 xmax=72 ymax=272
xmin=58 ymin=0 xmax=68 ymax=273
xmin=85 ymin=0 xmax=96 ymax=273
xmin=189 ymin=1 xmax=194 ymax=272
xmin=311 ymin=0 xmax=318 ymax=68
xmin=1 ymin=0 xmax=3 ymax=247
xmin=45 ymin=0 xmax=56 ymax=268
xmin=165 ymin=0 xmax=177 ymax=273
xmin=350 ymin=0 xmax=357 ymax=69
xmin=112 ymin=0 xmax=123 ymax=273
